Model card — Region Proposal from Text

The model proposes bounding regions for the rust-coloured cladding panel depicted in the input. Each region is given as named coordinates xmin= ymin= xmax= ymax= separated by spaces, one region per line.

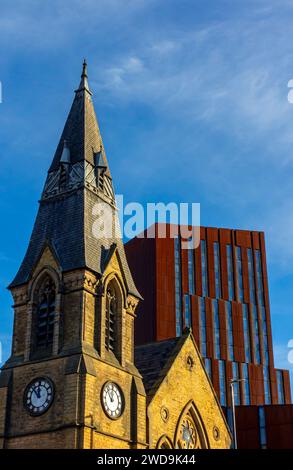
xmin=283 ymin=370 xmax=292 ymax=404
xmin=191 ymin=295 xmax=200 ymax=346
xmin=155 ymin=233 xmax=176 ymax=341
xmin=259 ymin=232 xmax=274 ymax=367
xmin=236 ymin=406 xmax=260 ymax=449
xmin=205 ymin=298 xmax=214 ymax=358
xmin=233 ymin=303 xmax=245 ymax=363
xmin=251 ymin=231 xmax=260 ymax=250
xmin=235 ymin=229 xmax=252 ymax=248
xmin=219 ymin=228 xmax=233 ymax=301
xmin=218 ymin=299 xmax=228 ymax=360
xmin=247 ymin=364 xmax=264 ymax=405
xmin=225 ymin=361 xmax=233 ymax=406
xmin=265 ymin=405 xmax=293 ymax=448
xmin=125 ymin=235 xmax=156 ymax=345
xmin=270 ymin=368 xmax=278 ymax=405
xmin=212 ymin=359 xmax=220 ymax=400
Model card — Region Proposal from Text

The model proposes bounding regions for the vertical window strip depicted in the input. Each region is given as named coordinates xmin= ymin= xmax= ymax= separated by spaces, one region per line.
xmin=174 ymin=237 xmax=182 ymax=337
xmin=226 ymin=301 xmax=234 ymax=361
xmin=241 ymin=363 xmax=250 ymax=405
xmin=242 ymin=304 xmax=251 ymax=363
xmin=201 ymin=240 xmax=208 ymax=297
xmin=247 ymin=248 xmax=256 ymax=304
xmin=213 ymin=242 xmax=221 ymax=298
xmin=184 ymin=294 xmax=191 ymax=328
xmin=226 ymin=245 xmax=234 ymax=300
xmin=188 ymin=238 xmax=195 ymax=294
xmin=199 ymin=297 xmax=207 ymax=357
xmin=219 ymin=360 xmax=227 ymax=406
xmin=258 ymin=407 xmax=267 ymax=449
xmin=251 ymin=304 xmax=261 ymax=364
xmin=276 ymin=370 xmax=285 ymax=405
xmin=255 ymin=250 xmax=269 ymax=365
xmin=235 ymin=246 xmax=244 ymax=302
xmin=255 ymin=250 xmax=265 ymax=306
xmin=232 ymin=362 xmax=240 ymax=405
xmin=263 ymin=366 xmax=271 ymax=404
xmin=205 ymin=358 xmax=212 ymax=380
xmin=212 ymin=299 xmax=221 ymax=359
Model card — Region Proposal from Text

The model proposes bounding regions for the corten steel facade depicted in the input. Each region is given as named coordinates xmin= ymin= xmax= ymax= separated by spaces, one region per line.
xmin=125 ymin=223 xmax=292 ymax=446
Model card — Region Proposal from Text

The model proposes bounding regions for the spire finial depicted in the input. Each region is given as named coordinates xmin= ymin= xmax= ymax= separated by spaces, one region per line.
xmin=75 ymin=59 xmax=92 ymax=95
xmin=82 ymin=59 xmax=88 ymax=78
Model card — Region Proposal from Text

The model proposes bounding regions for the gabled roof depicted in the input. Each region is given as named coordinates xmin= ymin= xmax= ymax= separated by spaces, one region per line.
xmin=134 ymin=335 xmax=186 ymax=400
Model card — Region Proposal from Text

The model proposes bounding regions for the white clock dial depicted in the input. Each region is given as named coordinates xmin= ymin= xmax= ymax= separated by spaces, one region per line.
xmin=102 ymin=382 xmax=123 ymax=419
xmin=24 ymin=377 xmax=54 ymax=416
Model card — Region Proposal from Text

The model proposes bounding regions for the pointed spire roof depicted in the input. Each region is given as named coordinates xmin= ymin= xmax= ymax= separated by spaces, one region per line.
xmin=49 ymin=61 xmax=111 ymax=176
xmin=10 ymin=61 xmax=141 ymax=299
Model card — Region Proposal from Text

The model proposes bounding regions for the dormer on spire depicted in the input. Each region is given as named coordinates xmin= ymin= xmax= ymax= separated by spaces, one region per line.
xmin=60 ymin=140 xmax=71 ymax=164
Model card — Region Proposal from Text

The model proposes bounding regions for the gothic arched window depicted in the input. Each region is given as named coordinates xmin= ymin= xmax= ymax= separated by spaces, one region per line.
xmin=35 ymin=276 xmax=56 ymax=351
xmin=105 ymin=282 xmax=118 ymax=353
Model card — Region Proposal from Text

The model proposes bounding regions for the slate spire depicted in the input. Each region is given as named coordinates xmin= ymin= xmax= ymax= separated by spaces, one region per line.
xmin=48 ymin=61 xmax=110 ymax=176
xmin=10 ymin=62 xmax=140 ymax=299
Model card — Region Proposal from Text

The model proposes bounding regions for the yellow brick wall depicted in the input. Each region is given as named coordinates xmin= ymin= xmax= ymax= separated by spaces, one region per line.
xmin=147 ymin=336 xmax=231 ymax=449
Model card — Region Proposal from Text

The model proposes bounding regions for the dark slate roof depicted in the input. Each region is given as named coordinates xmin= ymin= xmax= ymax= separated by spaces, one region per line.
xmin=134 ymin=337 xmax=182 ymax=397
xmin=49 ymin=61 xmax=111 ymax=176
xmin=9 ymin=62 xmax=140 ymax=298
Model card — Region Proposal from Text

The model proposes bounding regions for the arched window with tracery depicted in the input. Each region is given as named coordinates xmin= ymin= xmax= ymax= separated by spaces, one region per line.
xmin=105 ymin=282 xmax=118 ymax=353
xmin=175 ymin=402 xmax=209 ymax=449
xmin=35 ymin=276 xmax=56 ymax=352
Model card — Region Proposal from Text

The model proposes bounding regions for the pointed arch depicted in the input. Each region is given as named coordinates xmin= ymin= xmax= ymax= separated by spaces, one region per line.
xmin=174 ymin=400 xmax=210 ymax=449
xmin=156 ymin=435 xmax=173 ymax=449
xmin=103 ymin=274 xmax=125 ymax=358
xmin=29 ymin=268 xmax=61 ymax=358
xmin=29 ymin=266 xmax=60 ymax=301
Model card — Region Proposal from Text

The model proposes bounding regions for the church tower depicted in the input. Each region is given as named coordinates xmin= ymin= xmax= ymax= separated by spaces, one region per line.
xmin=0 ymin=62 xmax=147 ymax=449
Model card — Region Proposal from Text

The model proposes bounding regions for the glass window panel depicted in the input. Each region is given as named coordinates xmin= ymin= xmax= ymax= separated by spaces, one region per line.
xmin=247 ymin=248 xmax=256 ymax=304
xmin=276 ymin=370 xmax=285 ymax=405
xmin=199 ymin=297 xmax=207 ymax=357
xmin=205 ymin=358 xmax=212 ymax=379
xmin=213 ymin=242 xmax=221 ymax=299
xmin=219 ymin=360 xmax=227 ymax=406
xmin=174 ymin=237 xmax=182 ymax=337
xmin=226 ymin=301 xmax=234 ymax=361
xmin=235 ymin=246 xmax=244 ymax=302
xmin=201 ymin=240 xmax=208 ymax=297
xmin=226 ymin=245 xmax=234 ymax=300
xmin=184 ymin=294 xmax=191 ymax=328
xmin=242 ymin=304 xmax=251 ymax=363
xmin=188 ymin=238 xmax=195 ymax=294
xmin=241 ymin=363 xmax=250 ymax=405
xmin=232 ymin=362 xmax=240 ymax=405
xmin=212 ymin=299 xmax=221 ymax=359
xmin=263 ymin=366 xmax=271 ymax=405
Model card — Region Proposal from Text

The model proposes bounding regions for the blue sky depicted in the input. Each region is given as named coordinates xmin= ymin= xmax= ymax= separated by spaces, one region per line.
xmin=0 ymin=0 xmax=293 ymax=384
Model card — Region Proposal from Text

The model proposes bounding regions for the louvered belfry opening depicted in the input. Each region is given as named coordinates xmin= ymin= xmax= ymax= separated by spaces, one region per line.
xmin=105 ymin=283 xmax=117 ymax=352
xmin=36 ymin=276 xmax=56 ymax=351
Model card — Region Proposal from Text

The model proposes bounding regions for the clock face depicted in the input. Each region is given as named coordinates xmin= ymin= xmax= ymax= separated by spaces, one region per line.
xmin=24 ymin=377 xmax=54 ymax=416
xmin=102 ymin=382 xmax=123 ymax=419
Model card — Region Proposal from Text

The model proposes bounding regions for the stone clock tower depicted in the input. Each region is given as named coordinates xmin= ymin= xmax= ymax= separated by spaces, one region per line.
xmin=0 ymin=62 xmax=147 ymax=449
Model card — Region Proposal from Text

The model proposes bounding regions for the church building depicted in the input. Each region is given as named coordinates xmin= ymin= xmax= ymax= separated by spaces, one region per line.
xmin=0 ymin=63 xmax=231 ymax=449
